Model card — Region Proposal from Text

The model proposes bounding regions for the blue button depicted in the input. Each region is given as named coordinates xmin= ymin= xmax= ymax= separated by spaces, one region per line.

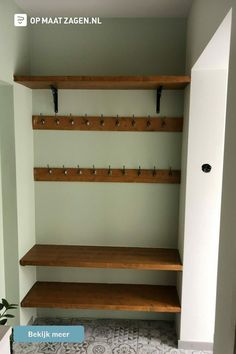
xmin=13 ymin=325 xmax=84 ymax=343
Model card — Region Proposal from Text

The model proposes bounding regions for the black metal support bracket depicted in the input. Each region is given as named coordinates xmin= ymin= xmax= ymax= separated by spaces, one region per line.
xmin=156 ymin=86 xmax=163 ymax=114
xmin=50 ymin=85 xmax=58 ymax=113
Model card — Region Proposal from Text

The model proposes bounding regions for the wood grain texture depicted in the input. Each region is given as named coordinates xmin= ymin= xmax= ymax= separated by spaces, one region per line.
xmin=14 ymin=75 xmax=190 ymax=90
xmin=32 ymin=116 xmax=183 ymax=132
xmin=20 ymin=245 xmax=183 ymax=271
xmin=21 ymin=282 xmax=181 ymax=312
xmin=34 ymin=167 xmax=181 ymax=184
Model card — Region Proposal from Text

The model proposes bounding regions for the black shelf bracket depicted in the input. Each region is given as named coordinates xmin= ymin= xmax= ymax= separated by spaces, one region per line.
xmin=50 ymin=85 xmax=58 ymax=113
xmin=156 ymin=86 xmax=163 ymax=114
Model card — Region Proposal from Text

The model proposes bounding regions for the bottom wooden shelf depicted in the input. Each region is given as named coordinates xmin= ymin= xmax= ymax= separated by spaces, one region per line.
xmin=21 ymin=282 xmax=181 ymax=313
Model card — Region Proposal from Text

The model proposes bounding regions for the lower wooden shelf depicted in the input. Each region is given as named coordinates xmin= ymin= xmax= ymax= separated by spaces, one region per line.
xmin=20 ymin=245 xmax=182 ymax=271
xmin=21 ymin=282 xmax=181 ymax=313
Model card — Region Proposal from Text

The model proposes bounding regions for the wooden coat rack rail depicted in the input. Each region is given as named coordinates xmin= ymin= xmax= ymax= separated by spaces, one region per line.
xmin=34 ymin=167 xmax=181 ymax=184
xmin=32 ymin=115 xmax=183 ymax=132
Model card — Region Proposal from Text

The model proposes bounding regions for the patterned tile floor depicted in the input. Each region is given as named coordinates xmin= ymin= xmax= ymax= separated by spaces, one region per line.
xmin=13 ymin=318 xmax=212 ymax=354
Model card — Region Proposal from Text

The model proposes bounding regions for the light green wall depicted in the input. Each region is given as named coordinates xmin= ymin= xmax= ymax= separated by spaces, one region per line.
xmin=30 ymin=18 xmax=186 ymax=75
xmin=185 ymin=0 xmax=232 ymax=72
xmin=0 ymin=135 xmax=5 ymax=300
xmin=0 ymin=0 xmax=30 ymax=83
xmin=0 ymin=0 xmax=34 ymax=325
xmin=34 ymin=90 xmax=183 ymax=320
xmin=0 ymin=9 xmax=187 ymax=322
xmin=32 ymin=18 xmax=186 ymax=319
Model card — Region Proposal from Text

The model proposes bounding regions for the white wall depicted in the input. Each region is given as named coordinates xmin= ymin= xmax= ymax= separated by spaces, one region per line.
xmin=0 ymin=85 xmax=20 ymax=324
xmin=179 ymin=0 xmax=235 ymax=351
xmin=14 ymin=83 xmax=36 ymax=324
xmin=0 ymin=83 xmax=35 ymax=326
xmin=180 ymin=68 xmax=229 ymax=346
xmin=0 ymin=326 xmax=11 ymax=354
xmin=214 ymin=6 xmax=236 ymax=354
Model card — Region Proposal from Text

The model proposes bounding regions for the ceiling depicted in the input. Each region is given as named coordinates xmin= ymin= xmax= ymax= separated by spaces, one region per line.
xmin=14 ymin=0 xmax=193 ymax=18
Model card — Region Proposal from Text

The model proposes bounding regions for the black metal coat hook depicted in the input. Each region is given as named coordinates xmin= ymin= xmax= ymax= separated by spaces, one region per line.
xmin=77 ymin=165 xmax=82 ymax=175
xmin=92 ymin=165 xmax=97 ymax=175
xmin=63 ymin=165 xmax=68 ymax=175
xmin=47 ymin=165 xmax=52 ymax=175
xmin=156 ymin=86 xmax=163 ymax=114
xmin=116 ymin=115 xmax=120 ymax=127
xmin=50 ymin=85 xmax=58 ymax=113
xmin=100 ymin=114 xmax=105 ymax=127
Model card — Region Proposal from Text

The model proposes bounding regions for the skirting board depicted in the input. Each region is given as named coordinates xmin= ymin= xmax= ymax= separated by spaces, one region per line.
xmin=178 ymin=340 xmax=213 ymax=351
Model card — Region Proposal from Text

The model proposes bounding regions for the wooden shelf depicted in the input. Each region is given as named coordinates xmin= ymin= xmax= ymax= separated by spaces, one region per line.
xmin=20 ymin=245 xmax=183 ymax=271
xmin=34 ymin=167 xmax=181 ymax=184
xmin=21 ymin=282 xmax=181 ymax=312
xmin=14 ymin=75 xmax=190 ymax=90
xmin=33 ymin=115 xmax=183 ymax=132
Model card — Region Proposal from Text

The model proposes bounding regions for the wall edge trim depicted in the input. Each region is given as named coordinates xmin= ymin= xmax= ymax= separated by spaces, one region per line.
xmin=178 ymin=340 xmax=213 ymax=351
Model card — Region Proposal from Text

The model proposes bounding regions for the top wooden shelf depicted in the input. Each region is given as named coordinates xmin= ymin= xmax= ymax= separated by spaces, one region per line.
xmin=14 ymin=75 xmax=190 ymax=90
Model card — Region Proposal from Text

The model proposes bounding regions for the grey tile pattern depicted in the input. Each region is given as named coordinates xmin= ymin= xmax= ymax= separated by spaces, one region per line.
xmin=13 ymin=318 xmax=212 ymax=354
